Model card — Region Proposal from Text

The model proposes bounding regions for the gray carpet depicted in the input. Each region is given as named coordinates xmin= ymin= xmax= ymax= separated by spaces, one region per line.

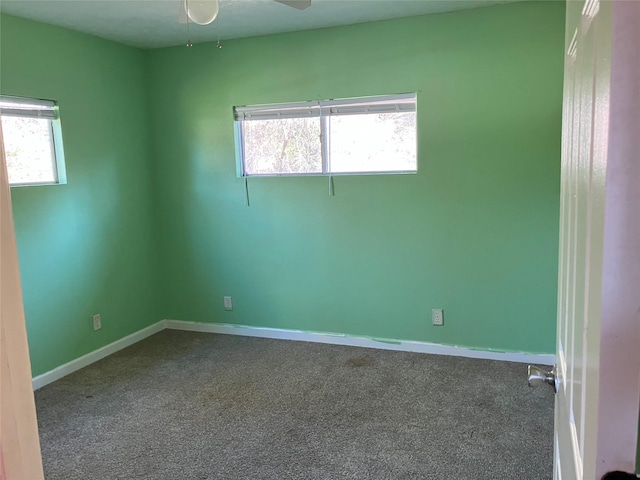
xmin=35 ymin=330 xmax=554 ymax=479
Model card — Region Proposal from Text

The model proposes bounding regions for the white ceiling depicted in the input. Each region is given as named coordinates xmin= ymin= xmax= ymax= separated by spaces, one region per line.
xmin=0 ymin=0 xmax=521 ymax=49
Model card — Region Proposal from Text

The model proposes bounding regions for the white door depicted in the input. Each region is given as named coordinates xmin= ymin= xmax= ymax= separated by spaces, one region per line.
xmin=553 ymin=0 xmax=640 ymax=479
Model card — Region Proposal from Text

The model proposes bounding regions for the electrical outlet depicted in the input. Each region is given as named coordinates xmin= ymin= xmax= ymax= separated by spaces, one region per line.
xmin=223 ymin=296 xmax=233 ymax=311
xmin=92 ymin=314 xmax=101 ymax=331
xmin=432 ymin=309 xmax=444 ymax=326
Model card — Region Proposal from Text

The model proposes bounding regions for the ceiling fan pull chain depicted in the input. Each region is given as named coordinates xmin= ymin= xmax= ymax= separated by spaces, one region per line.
xmin=185 ymin=0 xmax=193 ymax=47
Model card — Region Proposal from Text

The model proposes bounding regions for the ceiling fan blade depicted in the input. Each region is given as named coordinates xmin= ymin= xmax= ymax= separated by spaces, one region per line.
xmin=274 ymin=0 xmax=312 ymax=10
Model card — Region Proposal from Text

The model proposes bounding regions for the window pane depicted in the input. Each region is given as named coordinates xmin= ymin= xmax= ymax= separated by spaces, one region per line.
xmin=1 ymin=116 xmax=57 ymax=184
xmin=243 ymin=117 xmax=322 ymax=175
xmin=329 ymin=112 xmax=417 ymax=173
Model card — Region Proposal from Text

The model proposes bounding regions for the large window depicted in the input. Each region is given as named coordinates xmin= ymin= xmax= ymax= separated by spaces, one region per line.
xmin=234 ymin=93 xmax=417 ymax=177
xmin=0 ymin=96 xmax=66 ymax=186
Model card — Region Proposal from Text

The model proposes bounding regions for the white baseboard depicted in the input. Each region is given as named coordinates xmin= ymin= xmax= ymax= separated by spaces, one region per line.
xmin=32 ymin=320 xmax=166 ymax=390
xmin=33 ymin=319 xmax=555 ymax=390
xmin=164 ymin=320 xmax=556 ymax=365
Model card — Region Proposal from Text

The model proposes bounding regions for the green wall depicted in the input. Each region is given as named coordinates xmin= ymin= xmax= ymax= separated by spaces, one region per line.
xmin=0 ymin=15 xmax=160 ymax=376
xmin=0 ymin=1 xmax=564 ymax=379
xmin=148 ymin=1 xmax=564 ymax=354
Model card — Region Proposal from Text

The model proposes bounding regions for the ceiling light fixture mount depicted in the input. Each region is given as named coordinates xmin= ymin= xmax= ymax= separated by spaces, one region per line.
xmin=184 ymin=0 xmax=220 ymax=26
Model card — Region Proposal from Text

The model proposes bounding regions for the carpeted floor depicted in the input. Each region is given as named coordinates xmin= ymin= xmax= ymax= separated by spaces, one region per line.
xmin=35 ymin=330 xmax=554 ymax=479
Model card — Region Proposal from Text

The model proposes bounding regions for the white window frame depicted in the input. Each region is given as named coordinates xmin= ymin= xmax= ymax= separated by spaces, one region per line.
xmin=233 ymin=93 xmax=417 ymax=177
xmin=0 ymin=95 xmax=67 ymax=187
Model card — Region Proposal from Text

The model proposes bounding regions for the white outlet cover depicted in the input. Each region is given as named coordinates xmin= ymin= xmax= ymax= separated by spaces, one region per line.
xmin=432 ymin=309 xmax=444 ymax=326
xmin=223 ymin=296 xmax=233 ymax=310
xmin=92 ymin=314 xmax=101 ymax=331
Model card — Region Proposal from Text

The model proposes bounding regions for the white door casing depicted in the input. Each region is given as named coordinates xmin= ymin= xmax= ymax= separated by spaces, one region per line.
xmin=595 ymin=0 xmax=640 ymax=475
xmin=555 ymin=1 xmax=640 ymax=479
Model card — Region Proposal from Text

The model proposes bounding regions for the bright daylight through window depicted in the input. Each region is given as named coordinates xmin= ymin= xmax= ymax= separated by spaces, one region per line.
xmin=234 ymin=93 xmax=417 ymax=176
xmin=0 ymin=96 xmax=66 ymax=186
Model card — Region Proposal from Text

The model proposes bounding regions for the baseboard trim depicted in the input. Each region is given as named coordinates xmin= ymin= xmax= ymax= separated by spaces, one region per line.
xmin=164 ymin=320 xmax=556 ymax=365
xmin=32 ymin=321 xmax=166 ymax=390
xmin=32 ymin=319 xmax=554 ymax=389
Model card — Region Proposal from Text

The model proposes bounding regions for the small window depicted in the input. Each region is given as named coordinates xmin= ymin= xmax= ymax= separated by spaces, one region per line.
xmin=0 ymin=96 xmax=66 ymax=186
xmin=234 ymin=93 xmax=417 ymax=177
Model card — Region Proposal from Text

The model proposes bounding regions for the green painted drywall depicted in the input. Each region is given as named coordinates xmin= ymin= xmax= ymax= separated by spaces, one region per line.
xmin=148 ymin=2 xmax=565 ymax=354
xmin=0 ymin=15 xmax=160 ymax=376
xmin=0 ymin=2 xmax=564 ymax=378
